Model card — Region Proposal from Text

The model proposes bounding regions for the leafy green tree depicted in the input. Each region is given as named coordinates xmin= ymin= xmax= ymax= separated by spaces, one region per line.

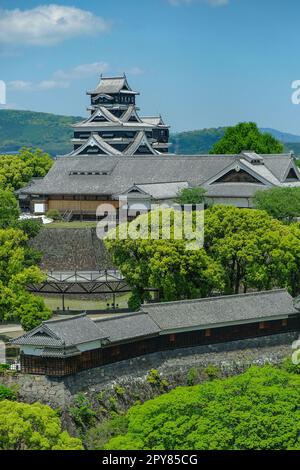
xmin=0 ymin=228 xmax=51 ymax=330
xmin=105 ymin=366 xmax=300 ymax=450
xmin=0 ymin=385 xmax=16 ymax=401
xmin=0 ymin=189 xmax=20 ymax=228
xmin=0 ymin=400 xmax=83 ymax=450
xmin=0 ymin=148 xmax=52 ymax=191
xmin=106 ymin=206 xmax=300 ymax=298
xmin=210 ymin=122 xmax=283 ymax=154
xmin=176 ymin=187 xmax=207 ymax=205
xmin=13 ymin=218 xmax=43 ymax=238
xmin=18 ymin=147 xmax=53 ymax=179
xmin=105 ymin=209 xmax=224 ymax=303
xmin=253 ymin=187 xmax=300 ymax=223
xmin=204 ymin=204 xmax=300 ymax=295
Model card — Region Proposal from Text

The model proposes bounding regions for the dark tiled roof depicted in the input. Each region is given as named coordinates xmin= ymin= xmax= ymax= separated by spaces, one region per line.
xmin=42 ymin=314 xmax=108 ymax=346
xmin=12 ymin=290 xmax=298 ymax=352
xmin=141 ymin=289 xmax=298 ymax=331
xmin=12 ymin=334 xmax=63 ymax=347
xmin=205 ymin=183 xmax=266 ymax=198
xmin=20 ymin=155 xmax=236 ymax=195
xmin=95 ymin=312 xmax=160 ymax=343
xmin=20 ymin=154 xmax=295 ymax=197
xmin=12 ymin=314 xmax=107 ymax=348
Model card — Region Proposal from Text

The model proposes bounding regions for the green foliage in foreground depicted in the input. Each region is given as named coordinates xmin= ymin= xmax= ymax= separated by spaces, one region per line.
xmin=0 ymin=147 xmax=53 ymax=191
xmin=0 ymin=400 xmax=83 ymax=450
xmin=0 ymin=189 xmax=20 ymax=228
xmin=0 ymin=384 xmax=16 ymax=401
xmin=176 ymin=187 xmax=207 ymax=205
xmin=253 ymin=187 xmax=300 ymax=223
xmin=104 ymin=366 xmax=300 ymax=450
xmin=0 ymin=227 xmax=51 ymax=330
xmin=105 ymin=205 xmax=300 ymax=301
xmin=210 ymin=122 xmax=284 ymax=155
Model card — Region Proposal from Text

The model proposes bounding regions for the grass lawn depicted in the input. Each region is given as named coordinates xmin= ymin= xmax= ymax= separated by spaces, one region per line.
xmin=44 ymin=221 xmax=98 ymax=229
xmin=40 ymin=293 xmax=130 ymax=311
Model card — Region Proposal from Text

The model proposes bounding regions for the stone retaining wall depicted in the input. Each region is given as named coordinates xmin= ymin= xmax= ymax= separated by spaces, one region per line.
xmin=30 ymin=227 xmax=114 ymax=271
xmin=1 ymin=332 xmax=297 ymax=410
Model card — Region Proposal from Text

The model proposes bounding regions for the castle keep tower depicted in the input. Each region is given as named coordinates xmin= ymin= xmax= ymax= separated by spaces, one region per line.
xmin=65 ymin=74 xmax=170 ymax=157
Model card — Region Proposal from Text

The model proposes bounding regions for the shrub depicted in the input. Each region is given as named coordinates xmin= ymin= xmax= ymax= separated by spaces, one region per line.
xmin=0 ymin=384 xmax=16 ymax=401
xmin=69 ymin=393 xmax=96 ymax=430
xmin=186 ymin=367 xmax=199 ymax=386
xmin=46 ymin=209 xmax=62 ymax=221
xmin=146 ymin=369 xmax=161 ymax=386
xmin=114 ymin=385 xmax=125 ymax=398
xmin=204 ymin=364 xmax=221 ymax=380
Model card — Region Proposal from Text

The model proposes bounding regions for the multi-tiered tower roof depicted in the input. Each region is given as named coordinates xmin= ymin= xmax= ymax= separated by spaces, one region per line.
xmin=64 ymin=74 xmax=170 ymax=157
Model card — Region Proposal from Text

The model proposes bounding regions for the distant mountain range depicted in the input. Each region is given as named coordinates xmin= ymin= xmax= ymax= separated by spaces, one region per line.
xmin=0 ymin=109 xmax=299 ymax=156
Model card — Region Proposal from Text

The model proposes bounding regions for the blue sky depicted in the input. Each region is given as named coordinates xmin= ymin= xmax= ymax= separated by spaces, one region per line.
xmin=0 ymin=0 xmax=300 ymax=134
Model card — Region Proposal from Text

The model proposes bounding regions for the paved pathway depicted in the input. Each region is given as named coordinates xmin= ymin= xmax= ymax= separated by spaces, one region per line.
xmin=0 ymin=324 xmax=23 ymax=335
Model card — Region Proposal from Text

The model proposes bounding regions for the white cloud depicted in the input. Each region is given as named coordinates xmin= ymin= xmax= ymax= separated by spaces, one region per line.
xmin=0 ymin=4 xmax=111 ymax=46
xmin=7 ymin=61 xmax=110 ymax=92
xmin=124 ymin=67 xmax=144 ymax=76
xmin=168 ymin=0 xmax=229 ymax=6
xmin=53 ymin=62 xmax=109 ymax=80
xmin=8 ymin=79 xmax=69 ymax=92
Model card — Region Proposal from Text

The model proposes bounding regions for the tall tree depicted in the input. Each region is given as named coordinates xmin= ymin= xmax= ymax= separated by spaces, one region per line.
xmin=0 ymin=148 xmax=52 ymax=191
xmin=0 ymin=228 xmax=51 ymax=330
xmin=176 ymin=187 xmax=207 ymax=206
xmin=105 ymin=206 xmax=300 ymax=300
xmin=105 ymin=209 xmax=224 ymax=305
xmin=210 ymin=122 xmax=283 ymax=154
xmin=0 ymin=400 xmax=83 ymax=450
xmin=253 ymin=187 xmax=300 ymax=223
xmin=0 ymin=189 xmax=20 ymax=228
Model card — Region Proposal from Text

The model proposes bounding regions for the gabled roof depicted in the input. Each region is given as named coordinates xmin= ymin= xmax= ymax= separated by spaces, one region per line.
xmin=87 ymin=75 xmax=139 ymax=96
xmin=11 ymin=313 xmax=108 ymax=348
xmin=262 ymin=154 xmax=299 ymax=182
xmin=94 ymin=312 xmax=160 ymax=343
xmin=141 ymin=289 xmax=298 ymax=332
xmin=63 ymin=134 xmax=123 ymax=157
xmin=142 ymin=116 xmax=168 ymax=127
xmin=122 ymin=181 xmax=189 ymax=199
xmin=123 ymin=131 xmax=159 ymax=155
xmin=20 ymin=153 xmax=296 ymax=197
xmin=12 ymin=290 xmax=299 ymax=353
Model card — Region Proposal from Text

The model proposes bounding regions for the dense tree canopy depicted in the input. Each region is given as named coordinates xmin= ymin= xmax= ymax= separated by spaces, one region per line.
xmin=0 ymin=151 xmax=51 ymax=330
xmin=105 ymin=209 xmax=224 ymax=305
xmin=0 ymin=228 xmax=51 ymax=330
xmin=253 ymin=187 xmax=300 ymax=223
xmin=105 ymin=366 xmax=300 ymax=450
xmin=0 ymin=147 xmax=52 ymax=191
xmin=0 ymin=189 xmax=20 ymax=228
xmin=210 ymin=122 xmax=283 ymax=155
xmin=0 ymin=400 xmax=83 ymax=450
xmin=176 ymin=187 xmax=207 ymax=206
xmin=203 ymin=205 xmax=300 ymax=295
xmin=105 ymin=206 xmax=300 ymax=302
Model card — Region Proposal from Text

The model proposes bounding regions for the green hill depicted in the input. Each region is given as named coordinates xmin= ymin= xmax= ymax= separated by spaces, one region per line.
xmin=169 ymin=127 xmax=226 ymax=154
xmin=0 ymin=109 xmax=299 ymax=156
xmin=0 ymin=109 xmax=81 ymax=156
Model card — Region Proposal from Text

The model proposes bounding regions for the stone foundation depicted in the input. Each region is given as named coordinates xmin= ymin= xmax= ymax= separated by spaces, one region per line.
xmin=1 ymin=332 xmax=297 ymax=409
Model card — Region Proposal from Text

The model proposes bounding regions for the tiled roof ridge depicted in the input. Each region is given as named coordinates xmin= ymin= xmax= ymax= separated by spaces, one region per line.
xmin=142 ymin=289 xmax=289 ymax=309
xmin=42 ymin=312 xmax=87 ymax=325
xmin=94 ymin=311 xmax=146 ymax=324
